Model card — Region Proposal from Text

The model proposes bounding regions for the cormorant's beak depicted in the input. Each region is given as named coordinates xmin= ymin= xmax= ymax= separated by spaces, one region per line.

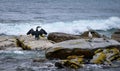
xmin=37 ymin=26 xmax=41 ymax=28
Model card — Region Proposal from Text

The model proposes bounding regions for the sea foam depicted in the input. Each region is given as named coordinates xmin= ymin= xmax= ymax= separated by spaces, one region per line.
xmin=0 ymin=17 xmax=120 ymax=35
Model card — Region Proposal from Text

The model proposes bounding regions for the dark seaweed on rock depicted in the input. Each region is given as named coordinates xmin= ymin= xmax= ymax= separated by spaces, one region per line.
xmin=15 ymin=38 xmax=31 ymax=50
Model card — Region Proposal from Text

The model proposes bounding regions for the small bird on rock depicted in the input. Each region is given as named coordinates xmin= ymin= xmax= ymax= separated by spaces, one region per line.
xmin=87 ymin=26 xmax=93 ymax=42
xmin=88 ymin=31 xmax=92 ymax=41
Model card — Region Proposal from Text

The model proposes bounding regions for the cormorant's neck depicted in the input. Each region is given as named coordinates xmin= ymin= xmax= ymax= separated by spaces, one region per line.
xmin=36 ymin=28 xmax=39 ymax=31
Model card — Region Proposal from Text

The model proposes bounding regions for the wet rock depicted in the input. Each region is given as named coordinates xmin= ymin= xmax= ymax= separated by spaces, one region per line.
xmin=4 ymin=47 xmax=22 ymax=50
xmin=55 ymin=62 xmax=64 ymax=69
xmin=32 ymin=58 xmax=47 ymax=62
xmin=16 ymin=59 xmax=54 ymax=71
xmin=47 ymin=32 xmax=81 ymax=43
xmin=54 ymin=47 xmax=120 ymax=69
xmin=80 ymin=30 xmax=101 ymax=39
xmin=90 ymin=48 xmax=120 ymax=64
xmin=16 ymin=38 xmax=31 ymax=50
xmin=111 ymin=29 xmax=120 ymax=42
xmin=90 ymin=52 xmax=106 ymax=64
xmin=46 ymin=38 xmax=120 ymax=59
xmin=0 ymin=41 xmax=15 ymax=48
xmin=0 ymin=36 xmax=16 ymax=50
xmin=46 ymin=48 xmax=94 ymax=60
xmin=16 ymin=35 xmax=53 ymax=50
xmin=16 ymin=66 xmax=35 ymax=71
xmin=55 ymin=55 xmax=84 ymax=69
xmin=46 ymin=48 xmax=72 ymax=59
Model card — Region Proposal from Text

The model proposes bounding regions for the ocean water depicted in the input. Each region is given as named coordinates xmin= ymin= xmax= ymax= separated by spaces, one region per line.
xmin=0 ymin=50 xmax=120 ymax=71
xmin=0 ymin=0 xmax=120 ymax=36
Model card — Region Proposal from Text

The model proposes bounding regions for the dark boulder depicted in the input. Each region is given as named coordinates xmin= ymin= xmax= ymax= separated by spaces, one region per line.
xmin=111 ymin=29 xmax=120 ymax=42
xmin=80 ymin=30 xmax=101 ymax=38
xmin=47 ymin=32 xmax=81 ymax=43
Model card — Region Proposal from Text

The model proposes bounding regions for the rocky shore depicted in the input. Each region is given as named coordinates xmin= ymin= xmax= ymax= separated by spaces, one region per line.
xmin=0 ymin=30 xmax=120 ymax=70
xmin=112 ymin=29 xmax=120 ymax=42
xmin=0 ymin=35 xmax=54 ymax=50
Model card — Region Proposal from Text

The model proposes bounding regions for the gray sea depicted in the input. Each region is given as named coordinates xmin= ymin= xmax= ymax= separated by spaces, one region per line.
xmin=0 ymin=0 xmax=120 ymax=35
xmin=0 ymin=0 xmax=120 ymax=71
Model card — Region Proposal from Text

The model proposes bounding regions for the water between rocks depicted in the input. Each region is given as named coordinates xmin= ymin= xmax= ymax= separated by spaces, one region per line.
xmin=0 ymin=48 xmax=120 ymax=71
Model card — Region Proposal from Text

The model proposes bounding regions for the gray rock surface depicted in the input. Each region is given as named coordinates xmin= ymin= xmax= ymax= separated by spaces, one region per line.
xmin=46 ymin=38 xmax=120 ymax=59
xmin=47 ymin=38 xmax=120 ymax=52
xmin=17 ymin=35 xmax=53 ymax=50
xmin=0 ymin=35 xmax=53 ymax=50
xmin=0 ymin=36 xmax=16 ymax=50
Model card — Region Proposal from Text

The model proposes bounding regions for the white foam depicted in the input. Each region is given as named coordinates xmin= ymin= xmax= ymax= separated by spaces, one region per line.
xmin=0 ymin=17 xmax=120 ymax=35
xmin=13 ymin=51 xmax=24 ymax=54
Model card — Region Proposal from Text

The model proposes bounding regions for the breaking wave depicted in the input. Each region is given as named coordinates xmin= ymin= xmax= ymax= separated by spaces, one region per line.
xmin=0 ymin=17 xmax=120 ymax=35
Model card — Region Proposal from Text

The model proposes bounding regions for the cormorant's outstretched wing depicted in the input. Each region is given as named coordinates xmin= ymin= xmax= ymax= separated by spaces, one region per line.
xmin=39 ymin=29 xmax=47 ymax=35
xmin=27 ymin=28 xmax=35 ymax=35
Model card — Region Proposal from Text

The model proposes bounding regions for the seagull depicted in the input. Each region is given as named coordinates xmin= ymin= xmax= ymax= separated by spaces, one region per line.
xmin=87 ymin=26 xmax=93 ymax=42
xmin=89 ymin=31 xmax=92 ymax=39
xmin=88 ymin=31 xmax=93 ymax=42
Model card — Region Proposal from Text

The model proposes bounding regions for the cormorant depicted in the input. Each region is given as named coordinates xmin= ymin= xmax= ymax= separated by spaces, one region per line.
xmin=27 ymin=26 xmax=47 ymax=40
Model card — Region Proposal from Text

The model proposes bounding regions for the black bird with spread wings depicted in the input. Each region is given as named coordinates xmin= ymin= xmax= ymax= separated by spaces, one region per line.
xmin=27 ymin=26 xmax=47 ymax=40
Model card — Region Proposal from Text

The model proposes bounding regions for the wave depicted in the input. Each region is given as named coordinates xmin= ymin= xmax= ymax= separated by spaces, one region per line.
xmin=0 ymin=16 xmax=120 ymax=35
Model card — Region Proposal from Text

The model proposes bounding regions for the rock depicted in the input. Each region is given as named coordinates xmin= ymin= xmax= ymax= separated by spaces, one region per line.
xmin=16 ymin=38 xmax=31 ymax=50
xmin=80 ymin=30 xmax=101 ymax=38
xmin=90 ymin=48 xmax=120 ymax=64
xmin=55 ymin=62 xmax=64 ymax=69
xmin=3 ymin=47 xmax=22 ymax=50
xmin=16 ymin=67 xmax=34 ymax=71
xmin=111 ymin=29 xmax=120 ymax=42
xmin=0 ymin=36 xmax=16 ymax=50
xmin=47 ymin=32 xmax=81 ymax=43
xmin=45 ymin=38 xmax=120 ymax=59
xmin=90 ymin=51 xmax=106 ymax=64
xmin=55 ymin=55 xmax=84 ymax=69
xmin=32 ymin=58 xmax=47 ymax=62
xmin=16 ymin=35 xmax=53 ymax=50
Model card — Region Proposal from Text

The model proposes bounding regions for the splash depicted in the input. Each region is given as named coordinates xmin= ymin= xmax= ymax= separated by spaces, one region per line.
xmin=0 ymin=17 xmax=120 ymax=35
